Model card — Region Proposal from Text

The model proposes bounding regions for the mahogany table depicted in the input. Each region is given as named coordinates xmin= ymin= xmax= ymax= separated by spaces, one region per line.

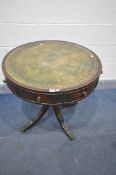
xmin=2 ymin=40 xmax=102 ymax=140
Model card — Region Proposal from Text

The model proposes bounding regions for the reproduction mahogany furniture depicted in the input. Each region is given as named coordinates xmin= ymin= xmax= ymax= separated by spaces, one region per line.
xmin=2 ymin=40 xmax=102 ymax=140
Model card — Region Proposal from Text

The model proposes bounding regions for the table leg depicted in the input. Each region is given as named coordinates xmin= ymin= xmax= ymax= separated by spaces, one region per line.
xmin=53 ymin=106 xmax=75 ymax=140
xmin=21 ymin=105 xmax=49 ymax=132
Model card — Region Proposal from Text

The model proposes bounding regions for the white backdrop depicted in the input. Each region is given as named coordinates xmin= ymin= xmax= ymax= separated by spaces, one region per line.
xmin=0 ymin=0 xmax=116 ymax=84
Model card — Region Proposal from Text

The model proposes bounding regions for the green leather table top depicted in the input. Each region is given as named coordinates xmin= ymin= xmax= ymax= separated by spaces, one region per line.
xmin=3 ymin=40 xmax=102 ymax=91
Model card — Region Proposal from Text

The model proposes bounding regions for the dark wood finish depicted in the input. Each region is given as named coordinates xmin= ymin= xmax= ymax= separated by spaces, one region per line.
xmin=21 ymin=105 xmax=49 ymax=132
xmin=3 ymin=77 xmax=99 ymax=105
xmin=2 ymin=40 xmax=102 ymax=140
xmin=53 ymin=106 xmax=75 ymax=140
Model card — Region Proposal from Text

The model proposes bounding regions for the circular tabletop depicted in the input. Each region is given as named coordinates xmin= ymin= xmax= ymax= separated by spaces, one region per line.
xmin=2 ymin=40 xmax=102 ymax=92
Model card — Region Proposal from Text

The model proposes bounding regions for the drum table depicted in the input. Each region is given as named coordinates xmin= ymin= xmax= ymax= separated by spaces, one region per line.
xmin=2 ymin=40 xmax=102 ymax=140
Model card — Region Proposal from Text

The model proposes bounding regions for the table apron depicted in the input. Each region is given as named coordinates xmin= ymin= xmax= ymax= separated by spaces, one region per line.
xmin=6 ymin=78 xmax=98 ymax=105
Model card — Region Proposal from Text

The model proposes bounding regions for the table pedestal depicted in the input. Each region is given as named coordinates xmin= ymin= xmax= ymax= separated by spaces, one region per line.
xmin=21 ymin=105 xmax=75 ymax=140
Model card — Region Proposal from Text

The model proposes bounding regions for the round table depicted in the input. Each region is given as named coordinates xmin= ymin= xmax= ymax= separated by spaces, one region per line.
xmin=2 ymin=40 xmax=102 ymax=140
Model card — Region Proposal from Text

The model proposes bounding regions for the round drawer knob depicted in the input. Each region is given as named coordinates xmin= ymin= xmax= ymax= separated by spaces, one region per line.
xmin=3 ymin=79 xmax=7 ymax=83
xmin=101 ymin=70 xmax=103 ymax=74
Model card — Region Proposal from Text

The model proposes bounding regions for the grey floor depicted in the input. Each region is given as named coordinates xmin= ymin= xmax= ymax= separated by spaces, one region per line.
xmin=0 ymin=85 xmax=116 ymax=175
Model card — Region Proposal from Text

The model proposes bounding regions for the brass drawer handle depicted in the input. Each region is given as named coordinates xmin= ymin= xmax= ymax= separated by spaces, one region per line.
xmin=37 ymin=96 xmax=41 ymax=103
xmin=82 ymin=91 xmax=87 ymax=97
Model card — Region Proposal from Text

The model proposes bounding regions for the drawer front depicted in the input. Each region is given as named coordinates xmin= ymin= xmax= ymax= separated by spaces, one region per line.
xmin=63 ymin=79 xmax=98 ymax=103
xmin=6 ymin=81 xmax=64 ymax=105
xmin=6 ymin=78 xmax=98 ymax=105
